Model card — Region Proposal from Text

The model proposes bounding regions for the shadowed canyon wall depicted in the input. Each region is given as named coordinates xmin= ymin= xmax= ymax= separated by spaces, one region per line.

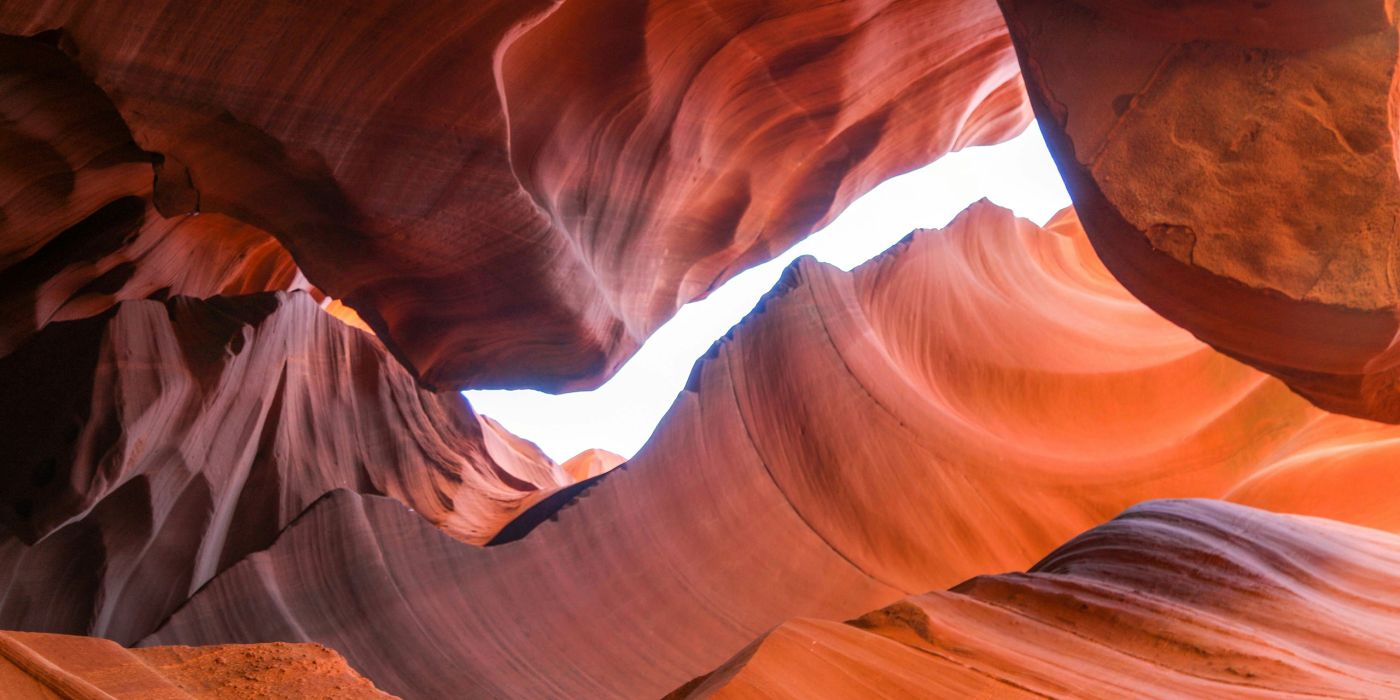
xmin=0 ymin=0 xmax=1029 ymax=392
xmin=0 ymin=33 xmax=305 ymax=360
xmin=0 ymin=291 xmax=575 ymax=645
xmin=6 ymin=2 xmax=1400 ymax=698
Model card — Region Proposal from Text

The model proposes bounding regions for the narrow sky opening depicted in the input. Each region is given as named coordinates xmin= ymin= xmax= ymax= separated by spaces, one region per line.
xmin=466 ymin=124 xmax=1071 ymax=463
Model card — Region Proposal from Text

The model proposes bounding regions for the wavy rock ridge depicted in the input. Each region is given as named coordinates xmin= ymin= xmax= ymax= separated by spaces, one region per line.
xmin=0 ymin=0 xmax=1028 ymax=391
xmin=140 ymin=204 xmax=1400 ymax=697
xmin=673 ymin=499 xmax=1400 ymax=699
xmin=0 ymin=291 xmax=574 ymax=645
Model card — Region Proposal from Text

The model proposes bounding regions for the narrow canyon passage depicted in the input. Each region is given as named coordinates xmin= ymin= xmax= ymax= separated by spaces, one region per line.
xmin=465 ymin=126 xmax=1070 ymax=463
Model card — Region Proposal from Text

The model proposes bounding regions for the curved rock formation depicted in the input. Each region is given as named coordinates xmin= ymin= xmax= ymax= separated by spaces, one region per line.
xmin=997 ymin=0 xmax=1400 ymax=422
xmin=0 ymin=291 xmax=572 ymax=643
xmin=140 ymin=204 xmax=1400 ymax=697
xmin=0 ymin=33 xmax=305 ymax=357
xmin=0 ymin=0 xmax=1028 ymax=391
xmin=0 ymin=631 xmax=392 ymax=698
xmin=0 ymin=32 xmax=147 ymax=273
xmin=8 ymin=4 xmax=1398 ymax=698
xmin=672 ymin=499 xmax=1400 ymax=699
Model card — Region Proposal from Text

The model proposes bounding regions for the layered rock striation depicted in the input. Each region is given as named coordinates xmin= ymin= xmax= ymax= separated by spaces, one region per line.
xmin=0 ymin=33 xmax=305 ymax=359
xmin=0 ymin=0 xmax=1028 ymax=391
xmin=673 ymin=499 xmax=1400 ymax=699
xmin=4 ymin=3 xmax=1399 ymax=698
xmin=0 ymin=291 xmax=574 ymax=644
xmin=0 ymin=630 xmax=392 ymax=698
xmin=140 ymin=204 xmax=1400 ymax=697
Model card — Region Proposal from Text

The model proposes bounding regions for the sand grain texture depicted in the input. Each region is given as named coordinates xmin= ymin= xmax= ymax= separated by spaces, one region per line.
xmin=0 ymin=0 xmax=1029 ymax=391
xmin=0 ymin=630 xmax=392 ymax=698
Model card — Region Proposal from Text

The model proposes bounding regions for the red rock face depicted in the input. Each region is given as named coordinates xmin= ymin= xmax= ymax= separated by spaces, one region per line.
xmin=0 ymin=631 xmax=392 ymax=698
xmin=0 ymin=0 xmax=1028 ymax=391
xmin=0 ymin=291 xmax=572 ymax=644
xmin=0 ymin=33 xmax=147 ymax=272
xmin=671 ymin=499 xmax=1400 ymax=699
xmin=6 ymin=4 xmax=1400 ymax=696
xmin=998 ymin=0 xmax=1400 ymax=422
xmin=137 ymin=204 xmax=1400 ymax=697
xmin=0 ymin=33 xmax=305 ymax=356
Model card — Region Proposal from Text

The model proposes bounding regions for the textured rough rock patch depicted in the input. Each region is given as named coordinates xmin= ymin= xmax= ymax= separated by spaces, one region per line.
xmin=558 ymin=448 xmax=626 ymax=481
xmin=672 ymin=499 xmax=1400 ymax=699
xmin=998 ymin=0 xmax=1400 ymax=421
xmin=0 ymin=630 xmax=393 ymax=698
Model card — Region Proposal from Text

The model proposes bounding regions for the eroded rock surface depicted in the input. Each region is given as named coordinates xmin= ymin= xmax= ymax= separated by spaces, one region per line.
xmin=0 ymin=33 xmax=305 ymax=357
xmin=673 ymin=499 xmax=1400 ymax=699
xmin=0 ymin=291 xmax=572 ymax=644
xmin=999 ymin=0 xmax=1400 ymax=421
xmin=6 ymin=3 xmax=1399 ymax=698
xmin=0 ymin=0 xmax=1028 ymax=390
xmin=141 ymin=204 xmax=1400 ymax=698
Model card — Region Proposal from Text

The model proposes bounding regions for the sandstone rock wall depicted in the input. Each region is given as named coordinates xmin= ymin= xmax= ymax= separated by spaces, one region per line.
xmin=0 ymin=0 xmax=1029 ymax=391
xmin=673 ymin=499 xmax=1400 ymax=698
xmin=141 ymin=204 xmax=1400 ymax=697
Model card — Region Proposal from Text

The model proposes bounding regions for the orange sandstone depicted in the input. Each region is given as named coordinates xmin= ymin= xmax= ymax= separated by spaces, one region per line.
xmin=998 ymin=0 xmax=1400 ymax=422
xmin=673 ymin=500 xmax=1400 ymax=699
xmin=0 ymin=630 xmax=392 ymax=698
xmin=141 ymin=204 xmax=1400 ymax=697
xmin=0 ymin=292 xmax=576 ymax=643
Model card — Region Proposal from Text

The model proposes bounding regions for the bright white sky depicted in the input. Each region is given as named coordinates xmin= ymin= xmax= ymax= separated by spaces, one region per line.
xmin=466 ymin=124 xmax=1071 ymax=463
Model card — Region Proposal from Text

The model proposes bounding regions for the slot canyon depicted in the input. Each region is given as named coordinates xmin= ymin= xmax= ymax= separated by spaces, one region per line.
xmin=3 ymin=1 xmax=1400 ymax=698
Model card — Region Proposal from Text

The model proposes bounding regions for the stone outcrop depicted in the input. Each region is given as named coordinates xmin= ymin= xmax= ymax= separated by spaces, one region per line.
xmin=998 ymin=0 xmax=1400 ymax=421
xmin=0 ymin=33 xmax=304 ymax=359
xmin=5 ymin=3 xmax=1400 ymax=696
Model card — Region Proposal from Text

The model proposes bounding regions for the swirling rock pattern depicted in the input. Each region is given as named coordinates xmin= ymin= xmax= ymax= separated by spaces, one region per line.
xmin=0 ymin=291 xmax=572 ymax=644
xmin=0 ymin=32 xmax=147 ymax=272
xmin=0 ymin=24 xmax=365 ymax=372
xmin=0 ymin=0 xmax=1029 ymax=391
xmin=998 ymin=0 xmax=1400 ymax=422
xmin=141 ymin=204 xmax=1400 ymax=698
xmin=0 ymin=630 xmax=392 ymax=698
xmin=672 ymin=499 xmax=1400 ymax=699
xmin=5 ymin=3 xmax=1398 ymax=697
xmin=0 ymin=33 xmax=306 ymax=357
